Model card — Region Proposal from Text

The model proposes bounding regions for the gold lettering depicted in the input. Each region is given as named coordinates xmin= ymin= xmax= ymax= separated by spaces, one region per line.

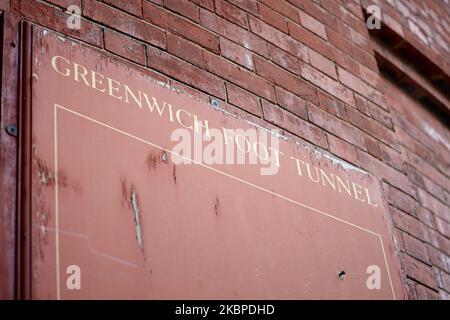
xmin=193 ymin=115 xmax=211 ymax=137
xmin=91 ymin=71 xmax=106 ymax=92
xmin=51 ymin=56 xmax=71 ymax=76
xmin=320 ymin=169 xmax=336 ymax=190
xmin=336 ymin=176 xmax=352 ymax=196
xmin=176 ymin=109 xmax=193 ymax=129
xmin=366 ymin=188 xmax=378 ymax=207
xmin=124 ymin=85 xmax=142 ymax=108
xmin=306 ymin=163 xmax=320 ymax=183
xmin=73 ymin=62 xmax=90 ymax=86
xmin=352 ymin=182 xmax=366 ymax=202
xmin=107 ymin=78 xmax=123 ymax=100
xmin=290 ymin=156 xmax=305 ymax=176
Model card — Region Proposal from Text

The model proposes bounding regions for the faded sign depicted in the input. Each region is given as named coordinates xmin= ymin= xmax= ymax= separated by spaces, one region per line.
xmin=26 ymin=25 xmax=404 ymax=299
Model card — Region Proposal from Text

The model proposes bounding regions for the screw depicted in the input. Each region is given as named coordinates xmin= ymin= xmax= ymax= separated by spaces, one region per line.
xmin=6 ymin=125 xmax=17 ymax=137
xmin=210 ymin=98 xmax=220 ymax=108
xmin=162 ymin=151 xmax=167 ymax=162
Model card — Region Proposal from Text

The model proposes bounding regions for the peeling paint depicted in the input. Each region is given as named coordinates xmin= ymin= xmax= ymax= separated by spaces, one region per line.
xmin=131 ymin=190 xmax=144 ymax=250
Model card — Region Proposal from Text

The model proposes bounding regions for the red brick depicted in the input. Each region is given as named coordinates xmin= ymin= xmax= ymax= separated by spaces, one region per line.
xmin=103 ymin=0 xmax=142 ymax=16
xmin=418 ymin=188 xmax=450 ymax=221
xmin=415 ymin=283 xmax=440 ymax=300
xmin=346 ymin=107 xmax=397 ymax=147
xmin=12 ymin=0 xmax=103 ymax=47
xmin=309 ymin=48 xmax=337 ymax=79
xmin=146 ymin=46 xmax=225 ymax=99
xmin=220 ymin=37 xmax=254 ymax=70
xmin=379 ymin=144 xmax=405 ymax=172
xmin=164 ymin=0 xmax=199 ymax=22
xmin=427 ymin=245 xmax=448 ymax=271
xmin=226 ymin=83 xmax=261 ymax=117
xmin=262 ymin=101 xmax=327 ymax=149
xmin=166 ymin=33 xmax=204 ymax=67
xmin=274 ymin=86 xmax=307 ymax=120
xmin=357 ymin=151 xmax=417 ymax=198
xmin=204 ymin=52 xmax=275 ymax=102
xmin=259 ymin=0 xmax=300 ymax=23
xmin=288 ymin=20 xmax=335 ymax=63
xmin=401 ymin=255 xmax=438 ymax=290
xmin=215 ymin=0 xmax=248 ymax=29
xmin=391 ymin=207 xmax=426 ymax=241
xmin=143 ymin=1 xmax=218 ymax=52
xmin=226 ymin=0 xmax=258 ymax=15
xmin=328 ymin=29 xmax=378 ymax=71
xmin=104 ymin=30 xmax=146 ymax=65
xmin=83 ymin=0 xmax=164 ymax=48
xmin=267 ymin=44 xmax=300 ymax=74
xmin=299 ymin=10 xmax=327 ymax=40
xmin=327 ymin=134 xmax=359 ymax=165
xmin=189 ymin=0 xmax=213 ymax=11
xmin=441 ymin=271 xmax=450 ymax=291
xmin=199 ymin=8 xmax=269 ymax=57
xmin=384 ymin=180 xmax=419 ymax=216
xmin=307 ymin=103 xmax=366 ymax=149
xmin=300 ymin=63 xmax=355 ymax=106
xmin=435 ymin=216 xmax=450 ymax=238
xmin=368 ymin=102 xmax=394 ymax=130
xmin=249 ymin=16 xmax=308 ymax=62
xmin=365 ymin=135 xmax=381 ymax=159
xmin=337 ymin=67 xmax=387 ymax=109
xmin=258 ymin=3 xmax=288 ymax=33
xmin=429 ymin=229 xmax=450 ymax=256
xmin=317 ymin=91 xmax=347 ymax=120
xmin=403 ymin=233 xmax=430 ymax=264
xmin=254 ymin=56 xmax=317 ymax=105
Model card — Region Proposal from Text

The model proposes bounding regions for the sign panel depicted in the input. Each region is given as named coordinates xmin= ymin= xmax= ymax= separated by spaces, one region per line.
xmin=26 ymin=25 xmax=404 ymax=299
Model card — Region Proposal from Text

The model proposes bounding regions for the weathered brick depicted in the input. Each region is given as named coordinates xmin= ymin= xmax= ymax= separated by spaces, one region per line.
xmin=317 ymin=91 xmax=347 ymax=120
xmin=204 ymin=52 xmax=275 ymax=102
xmin=12 ymin=0 xmax=103 ymax=47
xmin=308 ymin=48 xmax=337 ymax=79
xmin=226 ymin=83 xmax=261 ymax=116
xmin=267 ymin=44 xmax=300 ymax=74
xmin=143 ymin=1 xmax=218 ymax=52
xmin=189 ymin=0 xmax=213 ymax=11
xmin=274 ymin=86 xmax=307 ymax=120
xmin=226 ymin=0 xmax=258 ymax=15
xmin=262 ymin=100 xmax=327 ymax=149
xmin=220 ymin=37 xmax=254 ymax=70
xmin=308 ymin=103 xmax=366 ymax=149
xmin=85 ymin=0 xmax=165 ymax=48
xmin=346 ymin=107 xmax=397 ymax=148
xmin=254 ymin=56 xmax=317 ymax=104
xmin=103 ymin=0 xmax=142 ymax=16
xmin=402 ymin=254 xmax=438 ymax=290
xmin=199 ymin=8 xmax=269 ymax=57
xmin=146 ymin=46 xmax=225 ymax=99
xmin=166 ymin=33 xmax=204 ymax=67
xmin=300 ymin=63 xmax=355 ymax=106
xmin=249 ymin=16 xmax=308 ymax=62
xmin=215 ymin=0 xmax=248 ymax=29
xmin=403 ymin=233 xmax=429 ymax=264
xmin=337 ymin=67 xmax=387 ymax=110
xmin=365 ymin=135 xmax=381 ymax=159
xmin=104 ymin=29 xmax=146 ymax=65
xmin=258 ymin=0 xmax=300 ymax=23
xmin=418 ymin=188 xmax=450 ymax=221
xmin=164 ymin=0 xmax=199 ymax=22
xmin=298 ymin=10 xmax=327 ymax=40
xmin=258 ymin=3 xmax=288 ymax=33
xmin=327 ymin=134 xmax=359 ymax=165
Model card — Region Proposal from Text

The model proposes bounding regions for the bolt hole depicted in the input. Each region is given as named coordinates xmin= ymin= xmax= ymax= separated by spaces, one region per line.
xmin=338 ymin=270 xmax=346 ymax=280
xmin=10 ymin=42 xmax=16 ymax=48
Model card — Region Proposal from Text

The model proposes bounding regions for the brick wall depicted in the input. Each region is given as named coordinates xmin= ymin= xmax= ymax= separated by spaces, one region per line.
xmin=1 ymin=0 xmax=449 ymax=299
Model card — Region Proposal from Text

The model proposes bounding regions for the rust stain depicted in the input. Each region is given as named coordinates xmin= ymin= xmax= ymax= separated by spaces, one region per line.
xmin=172 ymin=165 xmax=177 ymax=184
xmin=214 ymin=197 xmax=221 ymax=217
xmin=146 ymin=149 xmax=167 ymax=171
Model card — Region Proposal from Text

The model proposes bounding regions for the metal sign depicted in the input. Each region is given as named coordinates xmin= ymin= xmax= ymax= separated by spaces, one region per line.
xmin=24 ymin=25 xmax=404 ymax=299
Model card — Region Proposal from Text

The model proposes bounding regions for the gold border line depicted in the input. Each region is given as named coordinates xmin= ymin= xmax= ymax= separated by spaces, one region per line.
xmin=53 ymin=103 xmax=396 ymax=299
